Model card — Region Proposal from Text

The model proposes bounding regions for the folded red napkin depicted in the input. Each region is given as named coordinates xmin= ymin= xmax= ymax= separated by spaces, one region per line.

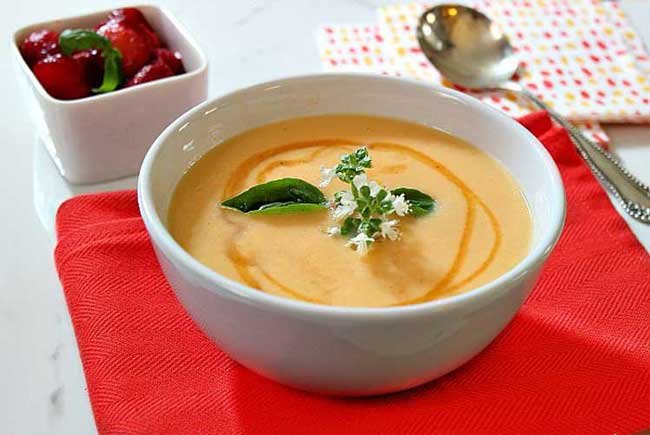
xmin=55 ymin=112 xmax=650 ymax=435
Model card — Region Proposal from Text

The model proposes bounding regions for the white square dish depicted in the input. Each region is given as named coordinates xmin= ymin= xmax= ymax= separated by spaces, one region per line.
xmin=12 ymin=5 xmax=208 ymax=184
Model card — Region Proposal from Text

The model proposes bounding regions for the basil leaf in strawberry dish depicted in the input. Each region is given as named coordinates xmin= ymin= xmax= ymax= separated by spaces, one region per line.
xmin=221 ymin=178 xmax=328 ymax=215
xmin=59 ymin=29 xmax=122 ymax=93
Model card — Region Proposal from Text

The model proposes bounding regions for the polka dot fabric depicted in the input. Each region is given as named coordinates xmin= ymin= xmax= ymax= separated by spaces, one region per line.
xmin=317 ymin=23 xmax=608 ymax=145
xmin=317 ymin=0 xmax=650 ymax=146
xmin=377 ymin=0 xmax=650 ymax=123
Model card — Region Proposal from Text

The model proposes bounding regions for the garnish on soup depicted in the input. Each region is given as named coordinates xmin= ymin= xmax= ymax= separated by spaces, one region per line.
xmin=319 ymin=147 xmax=435 ymax=254
xmin=221 ymin=147 xmax=435 ymax=255
xmin=221 ymin=178 xmax=328 ymax=215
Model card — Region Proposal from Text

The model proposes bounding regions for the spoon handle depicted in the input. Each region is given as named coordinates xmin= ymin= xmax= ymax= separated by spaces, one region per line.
xmin=515 ymin=86 xmax=650 ymax=224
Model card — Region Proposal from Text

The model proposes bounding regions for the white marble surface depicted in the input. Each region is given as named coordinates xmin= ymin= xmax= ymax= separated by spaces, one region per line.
xmin=1 ymin=1 xmax=648 ymax=434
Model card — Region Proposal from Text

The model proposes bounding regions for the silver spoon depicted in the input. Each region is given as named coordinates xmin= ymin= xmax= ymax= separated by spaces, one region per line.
xmin=417 ymin=4 xmax=650 ymax=224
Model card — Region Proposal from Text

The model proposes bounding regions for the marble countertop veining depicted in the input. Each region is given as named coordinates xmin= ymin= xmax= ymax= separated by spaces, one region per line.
xmin=1 ymin=1 xmax=648 ymax=434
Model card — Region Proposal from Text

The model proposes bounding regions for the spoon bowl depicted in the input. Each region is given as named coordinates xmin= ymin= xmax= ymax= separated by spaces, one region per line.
xmin=416 ymin=4 xmax=519 ymax=89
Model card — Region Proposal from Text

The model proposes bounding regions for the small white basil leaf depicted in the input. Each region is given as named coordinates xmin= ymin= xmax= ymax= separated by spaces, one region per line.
xmin=221 ymin=178 xmax=327 ymax=214
xmin=391 ymin=188 xmax=436 ymax=217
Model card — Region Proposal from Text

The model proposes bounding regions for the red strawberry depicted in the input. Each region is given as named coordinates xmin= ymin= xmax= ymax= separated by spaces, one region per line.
xmin=98 ymin=8 xmax=161 ymax=49
xmin=111 ymin=8 xmax=161 ymax=48
xmin=96 ymin=22 xmax=152 ymax=77
xmin=32 ymin=54 xmax=90 ymax=100
xmin=108 ymin=8 xmax=149 ymax=27
xmin=72 ymin=49 xmax=104 ymax=89
xmin=136 ymin=22 xmax=162 ymax=49
xmin=20 ymin=29 xmax=60 ymax=66
xmin=154 ymin=48 xmax=184 ymax=74
xmin=126 ymin=57 xmax=173 ymax=87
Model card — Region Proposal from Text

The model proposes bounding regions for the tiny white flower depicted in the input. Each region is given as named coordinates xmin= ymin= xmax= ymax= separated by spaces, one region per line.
xmin=332 ymin=204 xmax=356 ymax=221
xmin=346 ymin=232 xmax=374 ymax=255
xmin=367 ymin=181 xmax=383 ymax=197
xmin=380 ymin=219 xmax=400 ymax=241
xmin=352 ymin=173 xmax=368 ymax=189
xmin=338 ymin=190 xmax=356 ymax=207
xmin=391 ymin=194 xmax=411 ymax=216
xmin=319 ymin=165 xmax=336 ymax=187
xmin=326 ymin=226 xmax=340 ymax=236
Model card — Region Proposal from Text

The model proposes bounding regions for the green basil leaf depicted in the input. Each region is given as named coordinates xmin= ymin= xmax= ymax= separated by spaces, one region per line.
xmin=250 ymin=203 xmax=326 ymax=215
xmin=335 ymin=146 xmax=372 ymax=183
xmin=222 ymin=178 xmax=327 ymax=214
xmin=340 ymin=217 xmax=361 ymax=235
xmin=392 ymin=188 xmax=436 ymax=217
xmin=93 ymin=49 xmax=122 ymax=93
xmin=59 ymin=29 xmax=111 ymax=54
xmin=59 ymin=29 xmax=122 ymax=93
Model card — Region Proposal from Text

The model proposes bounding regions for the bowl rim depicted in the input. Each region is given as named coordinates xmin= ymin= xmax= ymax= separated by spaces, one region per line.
xmin=11 ymin=4 xmax=208 ymax=106
xmin=138 ymin=72 xmax=566 ymax=318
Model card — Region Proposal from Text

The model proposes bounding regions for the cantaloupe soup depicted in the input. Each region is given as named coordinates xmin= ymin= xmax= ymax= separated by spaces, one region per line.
xmin=168 ymin=114 xmax=532 ymax=308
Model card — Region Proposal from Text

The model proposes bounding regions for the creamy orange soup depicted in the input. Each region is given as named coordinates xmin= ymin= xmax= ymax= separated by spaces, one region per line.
xmin=168 ymin=115 xmax=532 ymax=307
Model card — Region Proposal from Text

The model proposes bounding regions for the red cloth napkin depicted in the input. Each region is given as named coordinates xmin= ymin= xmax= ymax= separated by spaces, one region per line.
xmin=55 ymin=112 xmax=650 ymax=435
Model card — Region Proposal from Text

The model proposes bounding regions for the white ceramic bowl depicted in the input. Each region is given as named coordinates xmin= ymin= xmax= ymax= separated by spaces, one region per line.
xmin=12 ymin=5 xmax=208 ymax=184
xmin=138 ymin=74 xmax=565 ymax=396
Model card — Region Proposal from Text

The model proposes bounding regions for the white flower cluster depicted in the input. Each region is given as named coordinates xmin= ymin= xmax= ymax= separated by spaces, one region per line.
xmin=321 ymin=165 xmax=411 ymax=255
